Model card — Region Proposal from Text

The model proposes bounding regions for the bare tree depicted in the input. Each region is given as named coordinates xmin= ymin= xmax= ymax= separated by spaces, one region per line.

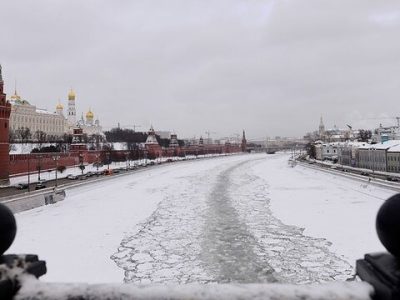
xmin=34 ymin=130 xmax=47 ymax=149
xmin=16 ymin=127 xmax=32 ymax=143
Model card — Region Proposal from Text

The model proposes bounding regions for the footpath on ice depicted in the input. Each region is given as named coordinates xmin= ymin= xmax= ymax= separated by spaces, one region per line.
xmin=8 ymin=153 xmax=394 ymax=284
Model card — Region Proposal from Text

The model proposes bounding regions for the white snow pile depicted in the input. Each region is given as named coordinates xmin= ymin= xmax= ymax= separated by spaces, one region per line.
xmin=9 ymin=143 xmax=56 ymax=154
xmin=16 ymin=275 xmax=372 ymax=300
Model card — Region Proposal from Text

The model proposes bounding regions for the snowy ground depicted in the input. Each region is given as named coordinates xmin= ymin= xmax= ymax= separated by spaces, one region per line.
xmin=6 ymin=154 xmax=208 ymax=186
xmin=8 ymin=153 xmax=393 ymax=284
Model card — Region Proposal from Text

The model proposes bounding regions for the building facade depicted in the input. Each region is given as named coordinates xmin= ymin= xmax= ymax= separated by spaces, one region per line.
xmin=357 ymin=141 xmax=400 ymax=172
xmin=9 ymin=91 xmax=67 ymax=139
xmin=387 ymin=145 xmax=400 ymax=173
xmin=337 ymin=142 xmax=366 ymax=167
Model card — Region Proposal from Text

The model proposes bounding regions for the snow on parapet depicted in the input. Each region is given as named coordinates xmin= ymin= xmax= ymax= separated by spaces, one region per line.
xmin=17 ymin=276 xmax=373 ymax=300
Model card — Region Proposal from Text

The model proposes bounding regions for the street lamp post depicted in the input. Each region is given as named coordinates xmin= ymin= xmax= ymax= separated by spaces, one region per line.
xmin=107 ymin=152 xmax=110 ymax=170
xmin=144 ymin=150 xmax=148 ymax=165
xmin=79 ymin=153 xmax=85 ymax=175
xmin=53 ymin=155 xmax=60 ymax=188
xmin=27 ymin=155 xmax=31 ymax=192
xmin=37 ymin=155 xmax=42 ymax=181
xmin=125 ymin=152 xmax=129 ymax=169
xmin=95 ymin=154 xmax=100 ymax=174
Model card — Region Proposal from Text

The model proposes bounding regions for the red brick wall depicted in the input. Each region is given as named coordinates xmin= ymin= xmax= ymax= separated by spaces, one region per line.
xmin=9 ymin=153 xmax=79 ymax=176
xmin=8 ymin=146 xmax=242 ymax=177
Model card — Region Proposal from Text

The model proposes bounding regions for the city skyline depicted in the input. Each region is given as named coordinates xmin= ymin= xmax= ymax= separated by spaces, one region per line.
xmin=1 ymin=0 xmax=400 ymax=139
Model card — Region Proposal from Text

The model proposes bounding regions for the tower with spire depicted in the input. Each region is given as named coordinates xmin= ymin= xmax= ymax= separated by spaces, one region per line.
xmin=241 ymin=130 xmax=247 ymax=152
xmin=145 ymin=125 xmax=162 ymax=159
xmin=0 ymin=65 xmax=12 ymax=184
xmin=67 ymin=88 xmax=77 ymax=128
xmin=319 ymin=116 xmax=325 ymax=139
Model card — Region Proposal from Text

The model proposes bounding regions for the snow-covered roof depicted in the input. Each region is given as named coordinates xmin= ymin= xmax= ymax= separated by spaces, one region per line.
xmin=145 ymin=135 xmax=158 ymax=144
xmin=339 ymin=141 xmax=368 ymax=148
xmin=358 ymin=140 xmax=400 ymax=150
xmin=36 ymin=108 xmax=58 ymax=116
xmin=112 ymin=142 xmax=128 ymax=151
xmin=10 ymin=99 xmax=30 ymax=105
xmin=387 ymin=144 xmax=400 ymax=152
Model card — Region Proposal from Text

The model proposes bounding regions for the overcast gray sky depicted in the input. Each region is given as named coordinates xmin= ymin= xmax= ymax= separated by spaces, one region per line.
xmin=1 ymin=0 xmax=400 ymax=140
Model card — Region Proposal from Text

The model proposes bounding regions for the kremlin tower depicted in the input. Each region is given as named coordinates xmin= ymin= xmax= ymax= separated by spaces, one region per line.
xmin=241 ymin=130 xmax=247 ymax=152
xmin=145 ymin=125 xmax=162 ymax=159
xmin=0 ymin=65 xmax=11 ymax=184
xmin=169 ymin=133 xmax=179 ymax=148
xmin=67 ymin=88 xmax=76 ymax=128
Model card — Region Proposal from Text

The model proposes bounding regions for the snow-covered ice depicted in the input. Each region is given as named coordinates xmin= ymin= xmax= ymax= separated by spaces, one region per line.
xmin=8 ymin=153 xmax=394 ymax=284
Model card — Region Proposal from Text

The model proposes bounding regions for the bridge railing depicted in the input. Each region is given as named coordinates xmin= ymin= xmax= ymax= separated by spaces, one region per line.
xmin=1 ymin=194 xmax=400 ymax=300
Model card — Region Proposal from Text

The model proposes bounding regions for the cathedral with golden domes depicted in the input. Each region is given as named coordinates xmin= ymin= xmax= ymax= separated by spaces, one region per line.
xmin=63 ymin=88 xmax=103 ymax=136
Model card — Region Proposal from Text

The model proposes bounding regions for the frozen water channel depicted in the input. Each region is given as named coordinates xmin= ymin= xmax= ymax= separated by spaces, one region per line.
xmin=10 ymin=153 xmax=393 ymax=283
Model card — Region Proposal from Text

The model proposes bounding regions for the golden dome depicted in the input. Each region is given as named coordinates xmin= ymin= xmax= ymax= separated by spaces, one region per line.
xmin=86 ymin=109 xmax=94 ymax=119
xmin=56 ymin=103 xmax=64 ymax=110
xmin=68 ymin=89 xmax=76 ymax=101
xmin=10 ymin=91 xmax=21 ymax=101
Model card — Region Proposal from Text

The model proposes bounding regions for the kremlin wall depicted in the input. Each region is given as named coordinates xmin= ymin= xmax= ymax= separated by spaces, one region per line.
xmin=0 ymin=67 xmax=245 ymax=184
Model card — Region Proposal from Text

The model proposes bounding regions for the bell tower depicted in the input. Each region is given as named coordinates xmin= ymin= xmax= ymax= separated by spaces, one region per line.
xmin=0 ymin=65 xmax=11 ymax=184
xmin=67 ymin=89 xmax=77 ymax=128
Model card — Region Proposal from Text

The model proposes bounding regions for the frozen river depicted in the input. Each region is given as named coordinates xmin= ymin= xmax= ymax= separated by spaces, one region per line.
xmin=9 ymin=153 xmax=394 ymax=284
